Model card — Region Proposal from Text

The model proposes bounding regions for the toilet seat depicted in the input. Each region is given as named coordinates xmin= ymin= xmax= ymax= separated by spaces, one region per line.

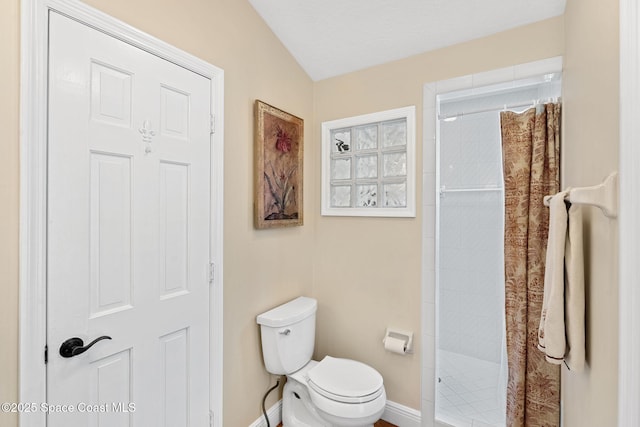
xmin=307 ymin=356 xmax=384 ymax=404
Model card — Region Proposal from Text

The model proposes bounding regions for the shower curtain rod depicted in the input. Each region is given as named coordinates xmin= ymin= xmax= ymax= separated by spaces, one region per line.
xmin=438 ymin=97 xmax=559 ymax=121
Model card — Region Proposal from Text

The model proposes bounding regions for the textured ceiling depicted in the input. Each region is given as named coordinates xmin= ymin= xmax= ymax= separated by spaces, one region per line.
xmin=248 ymin=0 xmax=566 ymax=81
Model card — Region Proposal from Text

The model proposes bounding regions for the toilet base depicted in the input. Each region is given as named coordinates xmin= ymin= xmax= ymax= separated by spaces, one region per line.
xmin=282 ymin=379 xmax=376 ymax=427
xmin=282 ymin=380 xmax=330 ymax=427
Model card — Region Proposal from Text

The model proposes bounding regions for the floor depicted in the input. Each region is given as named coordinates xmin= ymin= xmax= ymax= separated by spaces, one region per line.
xmin=436 ymin=350 xmax=506 ymax=427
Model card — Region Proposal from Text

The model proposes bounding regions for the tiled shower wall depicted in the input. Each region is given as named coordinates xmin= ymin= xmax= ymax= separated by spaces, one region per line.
xmin=438 ymin=111 xmax=504 ymax=363
xmin=438 ymin=193 xmax=504 ymax=362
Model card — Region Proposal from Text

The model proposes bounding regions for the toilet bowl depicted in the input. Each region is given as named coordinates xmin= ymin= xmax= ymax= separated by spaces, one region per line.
xmin=285 ymin=358 xmax=386 ymax=426
xmin=257 ymin=297 xmax=387 ymax=427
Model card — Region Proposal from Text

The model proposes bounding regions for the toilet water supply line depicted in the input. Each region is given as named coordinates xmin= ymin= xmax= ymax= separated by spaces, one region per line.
xmin=262 ymin=377 xmax=282 ymax=427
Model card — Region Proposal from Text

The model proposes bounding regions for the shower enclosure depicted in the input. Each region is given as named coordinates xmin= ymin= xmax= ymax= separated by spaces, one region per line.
xmin=435 ymin=76 xmax=561 ymax=427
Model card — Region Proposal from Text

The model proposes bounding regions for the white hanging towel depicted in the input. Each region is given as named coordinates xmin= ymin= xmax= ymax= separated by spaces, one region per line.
xmin=538 ymin=190 xmax=569 ymax=364
xmin=538 ymin=190 xmax=585 ymax=372
xmin=563 ymin=201 xmax=585 ymax=372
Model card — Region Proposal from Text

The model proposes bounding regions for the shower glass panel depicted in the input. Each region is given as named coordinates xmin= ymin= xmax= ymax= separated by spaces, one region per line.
xmin=435 ymin=77 xmax=561 ymax=427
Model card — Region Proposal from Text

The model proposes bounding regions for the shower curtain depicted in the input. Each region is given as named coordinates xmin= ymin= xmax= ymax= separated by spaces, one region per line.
xmin=500 ymin=104 xmax=561 ymax=427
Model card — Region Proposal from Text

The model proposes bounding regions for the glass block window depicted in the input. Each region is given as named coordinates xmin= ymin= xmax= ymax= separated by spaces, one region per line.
xmin=321 ymin=107 xmax=416 ymax=217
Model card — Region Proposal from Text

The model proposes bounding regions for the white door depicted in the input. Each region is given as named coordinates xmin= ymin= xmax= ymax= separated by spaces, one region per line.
xmin=47 ymin=11 xmax=211 ymax=426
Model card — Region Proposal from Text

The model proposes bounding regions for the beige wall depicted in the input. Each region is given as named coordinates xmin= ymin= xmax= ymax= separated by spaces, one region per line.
xmin=313 ymin=17 xmax=564 ymax=410
xmin=0 ymin=0 xmax=20 ymax=426
xmin=561 ymin=0 xmax=620 ymax=425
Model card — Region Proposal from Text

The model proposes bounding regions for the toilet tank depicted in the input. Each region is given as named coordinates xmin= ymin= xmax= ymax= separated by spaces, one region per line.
xmin=256 ymin=296 xmax=317 ymax=375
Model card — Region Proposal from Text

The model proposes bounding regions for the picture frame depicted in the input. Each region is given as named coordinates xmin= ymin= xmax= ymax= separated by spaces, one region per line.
xmin=254 ymin=100 xmax=304 ymax=229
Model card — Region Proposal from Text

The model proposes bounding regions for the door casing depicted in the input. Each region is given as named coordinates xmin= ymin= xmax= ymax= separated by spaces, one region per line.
xmin=619 ymin=0 xmax=640 ymax=426
xmin=19 ymin=1 xmax=225 ymax=426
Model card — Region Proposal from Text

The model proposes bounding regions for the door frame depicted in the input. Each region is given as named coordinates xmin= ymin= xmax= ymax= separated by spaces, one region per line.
xmin=618 ymin=0 xmax=640 ymax=425
xmin=19 ymin=1 xmax=225 ymax=426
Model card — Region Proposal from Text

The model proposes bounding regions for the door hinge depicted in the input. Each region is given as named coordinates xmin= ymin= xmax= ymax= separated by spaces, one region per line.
xmin=209 ymin=263 xmax=215 ymax=285
xmin=210 ymin=114 xmax=216 ymax=135
xmin=44 ymin=344 xmax=48 ymax=364
xmin=209 ymin=410 xmax=214 ymax=427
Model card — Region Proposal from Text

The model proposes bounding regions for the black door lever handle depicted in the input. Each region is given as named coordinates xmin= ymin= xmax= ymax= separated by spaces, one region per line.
xmin=59 ymin=336 xmax=112 ymax=358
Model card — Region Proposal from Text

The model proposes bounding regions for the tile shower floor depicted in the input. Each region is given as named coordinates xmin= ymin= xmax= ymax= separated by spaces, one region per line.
xmin=436 ymin=350 xmax=506 ymax=427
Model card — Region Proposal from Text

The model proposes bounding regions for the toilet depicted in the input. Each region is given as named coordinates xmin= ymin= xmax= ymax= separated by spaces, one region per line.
xmin=257 ymin=296 xmax=387 ymax=427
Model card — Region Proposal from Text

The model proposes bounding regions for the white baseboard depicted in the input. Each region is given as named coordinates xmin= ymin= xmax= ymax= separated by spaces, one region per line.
xmin=382 ymin=400 xmax=422 ymax=427
xmin=249 ymin=399 xmax=421 ymax=427
xmin=248 ymin=399 xmax=282 ymax=427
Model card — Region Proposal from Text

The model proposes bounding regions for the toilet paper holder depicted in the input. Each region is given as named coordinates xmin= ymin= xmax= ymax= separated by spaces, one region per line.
xmin=382 ymin=328 xmax=414 ymax=354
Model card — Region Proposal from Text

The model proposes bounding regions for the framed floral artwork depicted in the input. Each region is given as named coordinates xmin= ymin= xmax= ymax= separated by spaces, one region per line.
xmin=254 ymin=100 xmax=304 ymax=229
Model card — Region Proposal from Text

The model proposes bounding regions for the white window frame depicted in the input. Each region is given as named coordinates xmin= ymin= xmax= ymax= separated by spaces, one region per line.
xmin=321 ymin=106 xmax=416 ymax=217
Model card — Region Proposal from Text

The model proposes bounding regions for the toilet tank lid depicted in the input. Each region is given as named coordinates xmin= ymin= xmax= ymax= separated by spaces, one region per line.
xmin=257 ymin=296 xmax=317 ymax=328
